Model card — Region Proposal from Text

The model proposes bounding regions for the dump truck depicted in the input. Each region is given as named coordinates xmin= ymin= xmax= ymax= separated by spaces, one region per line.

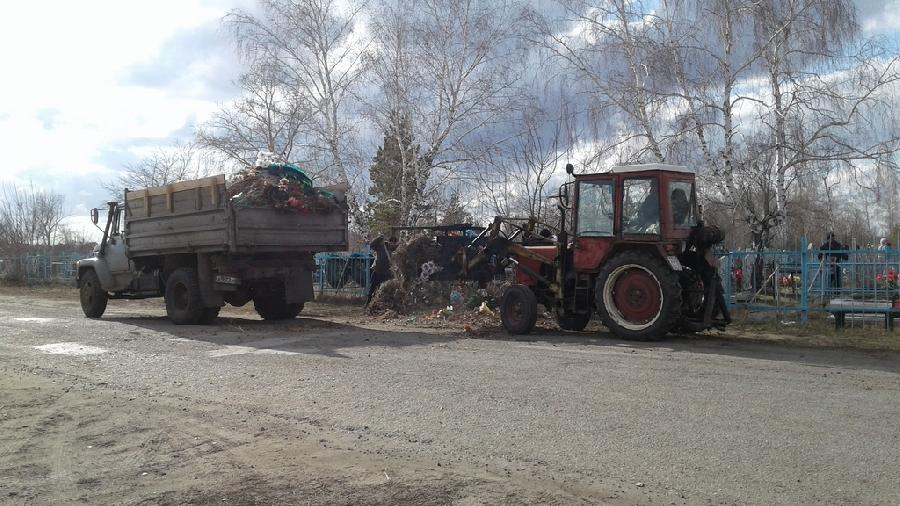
xmin=76 ymin=174 xmax=348 ymax=324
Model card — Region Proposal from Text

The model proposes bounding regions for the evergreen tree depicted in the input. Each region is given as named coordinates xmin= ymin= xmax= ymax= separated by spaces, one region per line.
xmin=441 ymin=190 xmax=472 ymax=225
xmin=368 ymin=110 xmax=428 ymax=235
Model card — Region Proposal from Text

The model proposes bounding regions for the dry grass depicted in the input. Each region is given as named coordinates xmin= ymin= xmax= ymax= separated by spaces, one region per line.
xmin=724 ymin=311 xmax=900 ymax=352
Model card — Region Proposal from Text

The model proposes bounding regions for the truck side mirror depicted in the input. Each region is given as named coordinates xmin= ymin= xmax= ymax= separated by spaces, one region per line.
xmin=90 ymin=208 xmax=99 ymax=225
xmin=565 ymin=163 xmax=574 ymax=175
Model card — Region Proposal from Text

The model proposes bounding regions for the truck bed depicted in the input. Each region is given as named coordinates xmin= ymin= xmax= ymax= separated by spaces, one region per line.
xmin=124 ymin=175 xmax=348 ymax=256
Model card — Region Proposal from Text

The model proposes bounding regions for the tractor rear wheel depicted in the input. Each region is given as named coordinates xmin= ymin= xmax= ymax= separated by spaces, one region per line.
xmin=500 ymin=284 xmax=538 ymax=334
xmin=595 ymin=251 xmax=681 ymax=341
xmin=554 ymin=308 xmax=591 ymax=332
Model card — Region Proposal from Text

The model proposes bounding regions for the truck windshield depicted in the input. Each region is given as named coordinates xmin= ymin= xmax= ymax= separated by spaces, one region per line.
xmin=623 ymin=178 xmax=659 ymax=235
xmin=576 ymin=181 xmax=614 ymax=237
xmin=670 ymin=180 xmax=696 ymax=228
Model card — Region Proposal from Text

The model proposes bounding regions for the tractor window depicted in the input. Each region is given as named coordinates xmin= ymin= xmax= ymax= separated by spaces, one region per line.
xmin=576 ymin=181 xmax=614 ymax=237
xmin=623 ymin=178 xmax=660 ymax=235
xmin=669 ymin=181 xmax=696 ymax=228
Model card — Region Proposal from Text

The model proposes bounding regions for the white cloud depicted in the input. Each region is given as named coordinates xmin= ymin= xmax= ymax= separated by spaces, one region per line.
xmin=858 ymin=0 xmax=900 ymax=35
xmin=0 ymin=0 xmax=244 ymax=205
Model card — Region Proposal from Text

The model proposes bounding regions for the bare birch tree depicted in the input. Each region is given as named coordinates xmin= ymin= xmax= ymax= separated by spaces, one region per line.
xmin=103 ymin=141 xmax=212 ymax=197
xmin=197 ymin=62 xmax=311 ymax=171
xmin=0 ymin=182 xmax=67 ymax=255
xmin=224 ymin=0 xmax=370 ymax=190
xmin=367 ymin=0 xmax=523 ymax=227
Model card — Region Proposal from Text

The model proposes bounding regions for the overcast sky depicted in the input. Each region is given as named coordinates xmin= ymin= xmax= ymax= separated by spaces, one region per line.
xmin=0 ymin=0 xmax=898 ymax=238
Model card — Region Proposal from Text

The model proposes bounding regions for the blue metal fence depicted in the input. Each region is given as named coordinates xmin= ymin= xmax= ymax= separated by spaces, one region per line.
xmin=314 ymin=251 xmax=373 ymax=298
xmin=722 ymin=241 xmax=900 ymax=323
xmin=0 ymin=253 xmax=85 ymax=283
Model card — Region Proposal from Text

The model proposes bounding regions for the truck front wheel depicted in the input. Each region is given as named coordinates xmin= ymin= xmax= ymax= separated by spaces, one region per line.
xmin=79 ymin=269 xmax=108 ymax=318
xmin=165 ymin=267 xmax=207 ymax=325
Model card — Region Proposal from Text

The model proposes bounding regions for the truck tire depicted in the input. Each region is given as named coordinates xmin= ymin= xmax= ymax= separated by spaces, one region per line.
xmin=199 ymin=306 xmax=221 ymax=324
xmin=500 ymin=284 xmax=538 ymax=334
xmin=595 ymin=251 xmax=681 ymax=341
xmin=165 ymin=267 xmax=206 ymax=325
xmin=254 ymin=297 xmax=303 ymax=320
xmin=79 ymin=269 xmax=108 ymax=318
xmin=554 ymin=308 xmax=591 ymax=332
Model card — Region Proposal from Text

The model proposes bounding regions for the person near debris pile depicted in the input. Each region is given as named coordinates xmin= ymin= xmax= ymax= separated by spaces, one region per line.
xmin=366 ymin=236 xmax=393 ymax=305
xmin=818 ymin=232 xmax=848 ymax=295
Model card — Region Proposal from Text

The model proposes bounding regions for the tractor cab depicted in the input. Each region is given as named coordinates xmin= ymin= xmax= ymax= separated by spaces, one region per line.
xmin=571 ymin=164 xmax=698 ymax=272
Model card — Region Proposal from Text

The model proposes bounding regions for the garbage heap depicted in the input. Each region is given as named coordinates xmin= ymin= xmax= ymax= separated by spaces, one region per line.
xmin=227 ymin=156 xmax=344 ymax=213
xmin=367 ymin=234 xmax=445 ymax=314
xmin=368 ymin=235 xmax=506 ymax=333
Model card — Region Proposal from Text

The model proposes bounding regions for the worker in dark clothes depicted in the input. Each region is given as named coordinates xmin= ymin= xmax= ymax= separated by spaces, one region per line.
xmin=366 ymin=236 xmax=393 ymax=305
xmin=818 ymin=232 xmax=848 ymax=295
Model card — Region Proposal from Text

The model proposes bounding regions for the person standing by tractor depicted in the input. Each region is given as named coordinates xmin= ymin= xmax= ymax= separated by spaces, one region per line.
xmin=366 ymin=236 xmax=393 ymax=306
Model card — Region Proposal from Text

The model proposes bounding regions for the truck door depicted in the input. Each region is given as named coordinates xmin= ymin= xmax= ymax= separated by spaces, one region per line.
xmin=105 ymin=206 xmax=131 ymax=274
xmin=573 ymin=178 xmax=615 ymax=270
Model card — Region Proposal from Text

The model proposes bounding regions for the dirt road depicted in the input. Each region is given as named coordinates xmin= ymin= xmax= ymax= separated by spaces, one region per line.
xmin=1 ymin=291 xmax=898 ymax=505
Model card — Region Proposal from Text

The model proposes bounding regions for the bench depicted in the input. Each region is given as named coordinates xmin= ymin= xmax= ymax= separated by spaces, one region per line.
xmin=825 ymin=299 xmax=900 ymax=330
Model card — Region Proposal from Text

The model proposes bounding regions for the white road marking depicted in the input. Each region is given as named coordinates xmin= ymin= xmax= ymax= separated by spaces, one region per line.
xmin=33 ymin=342 xmax=107 ymax=356
xmin=207 ymin=336 xmax=309 ymax=357
xmin=13 ymin=317 xmax=62 ymax=323
xmin=208 ymin=345 xmax=296 ymax=357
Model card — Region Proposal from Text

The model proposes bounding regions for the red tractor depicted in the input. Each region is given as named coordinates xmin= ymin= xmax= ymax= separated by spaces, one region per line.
xmin=462 ymin=163 xmax=730 ymax=340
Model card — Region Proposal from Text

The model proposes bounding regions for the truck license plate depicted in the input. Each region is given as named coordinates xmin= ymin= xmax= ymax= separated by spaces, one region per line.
xmin=215 ymin=274 xmax=241 ymax=285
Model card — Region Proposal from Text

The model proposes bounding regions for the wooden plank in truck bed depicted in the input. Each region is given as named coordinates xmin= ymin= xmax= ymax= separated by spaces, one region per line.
xmin=125 ymin=175 xmax=227 ymax=220
xmin=124 ymin=176 xmax=229 ymax=256
xmin=233 ymin=208 xmax=348 ymax=252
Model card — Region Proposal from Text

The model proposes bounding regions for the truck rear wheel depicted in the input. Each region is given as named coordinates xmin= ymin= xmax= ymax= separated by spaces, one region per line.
xmin=595 ymin=251 xmax=681 ymax=341
xmin=165 ymin=267 xmax=206 ymax=325
xmin=254 ymin=296 xmax=303 ymax=320
xmin=79 ymin=269 xmax=108 ymax=318
xmin=199 ymin=306 xmax=221 ymax=324
xmin=500 ymin=284 xmax=538 ymax=334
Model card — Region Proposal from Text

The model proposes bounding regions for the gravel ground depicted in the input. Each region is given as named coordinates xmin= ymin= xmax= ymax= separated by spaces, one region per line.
xmin=1 ymin=291 xmax=898 ymax=505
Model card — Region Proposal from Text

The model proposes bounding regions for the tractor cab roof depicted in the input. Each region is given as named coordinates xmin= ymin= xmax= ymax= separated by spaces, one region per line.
xmin=573 ymin=163 xmax=696 ymax=180
xmin=609 ymin=163 xmax=694 ymax=174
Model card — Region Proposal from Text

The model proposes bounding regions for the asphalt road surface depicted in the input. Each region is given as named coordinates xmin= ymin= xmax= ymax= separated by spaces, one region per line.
xmin=1 ymin=292 xmax=898 ymax=505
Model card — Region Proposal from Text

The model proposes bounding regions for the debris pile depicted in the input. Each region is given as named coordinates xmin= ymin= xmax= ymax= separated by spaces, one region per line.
xmin=227 ymin=153 xmax=344 ymax=213
xmin=366 ymin=231 xmax=509 ymax=332
xmin=367 ymin=234 xmax=447 ymax=314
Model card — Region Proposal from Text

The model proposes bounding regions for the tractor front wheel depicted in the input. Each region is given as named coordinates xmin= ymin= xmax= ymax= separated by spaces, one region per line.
xmin=500 ymin=284 xmax=538 ymax=334
xmin=595 ymin=251 xmax=681 ymax=341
